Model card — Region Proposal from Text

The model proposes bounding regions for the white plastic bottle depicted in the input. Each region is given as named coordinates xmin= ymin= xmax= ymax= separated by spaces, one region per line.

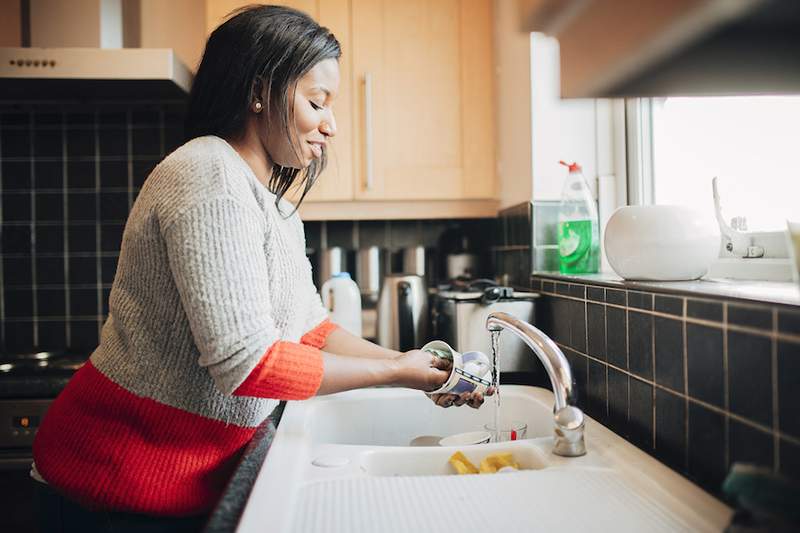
xmin=321 ymin=272 xmax=362 ymax=336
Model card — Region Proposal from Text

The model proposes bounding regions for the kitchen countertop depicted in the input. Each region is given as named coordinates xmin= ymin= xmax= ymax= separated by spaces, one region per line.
xmin=204 ymin=402 xmax=286 ymax=533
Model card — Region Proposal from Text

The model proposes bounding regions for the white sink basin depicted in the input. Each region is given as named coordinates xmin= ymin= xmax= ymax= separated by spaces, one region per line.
xmin=237 ymin=386 xmax=732 ymax=533
xmin=303 ymin=386 xmax=554 ymax=446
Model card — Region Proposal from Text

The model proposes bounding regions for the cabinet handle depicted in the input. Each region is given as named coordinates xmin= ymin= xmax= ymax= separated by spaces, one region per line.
xmin=364 ymin=72 xmax=374 ymax=191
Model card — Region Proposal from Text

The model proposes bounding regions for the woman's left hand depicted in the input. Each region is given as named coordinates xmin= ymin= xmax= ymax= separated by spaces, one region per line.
xmin=429 ymin=386 xmax=495 ymax=410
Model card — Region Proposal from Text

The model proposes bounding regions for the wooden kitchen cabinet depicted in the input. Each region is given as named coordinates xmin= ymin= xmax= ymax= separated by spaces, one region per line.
xmin=206 ymin=0 xmax=497 ymax=218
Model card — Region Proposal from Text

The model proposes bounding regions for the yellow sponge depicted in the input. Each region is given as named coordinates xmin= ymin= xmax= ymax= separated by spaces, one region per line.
xmin=448 ymin=451 xmax=479 ymax=474
xmin=479 ymin=452 xmax=519 ymax=474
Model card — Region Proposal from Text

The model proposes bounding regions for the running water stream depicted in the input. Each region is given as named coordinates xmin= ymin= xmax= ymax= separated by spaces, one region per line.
xmin=490 ymin=330 xmax=501 ymax=442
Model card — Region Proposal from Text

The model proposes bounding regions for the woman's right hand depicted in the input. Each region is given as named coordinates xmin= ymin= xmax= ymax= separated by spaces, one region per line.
xmin=392 ymin=349 xmax=451 ymax=392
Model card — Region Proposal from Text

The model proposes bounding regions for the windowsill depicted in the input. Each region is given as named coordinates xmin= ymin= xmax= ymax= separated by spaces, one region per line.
xmin=532 ymin=271 xmax=800 ymax=308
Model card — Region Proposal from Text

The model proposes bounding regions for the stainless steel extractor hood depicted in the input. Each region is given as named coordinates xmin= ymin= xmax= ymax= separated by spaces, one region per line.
xmin=0 ymin=0 xmax=192 ymax=100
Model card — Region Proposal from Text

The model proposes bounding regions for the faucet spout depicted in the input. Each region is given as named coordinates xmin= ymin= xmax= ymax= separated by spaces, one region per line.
xmin=486 ymin=311 xmax=587 ymax=457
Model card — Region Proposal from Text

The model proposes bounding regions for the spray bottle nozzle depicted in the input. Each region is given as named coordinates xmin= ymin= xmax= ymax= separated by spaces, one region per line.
xmin=559 ymin=160 xmax=582 ymax=173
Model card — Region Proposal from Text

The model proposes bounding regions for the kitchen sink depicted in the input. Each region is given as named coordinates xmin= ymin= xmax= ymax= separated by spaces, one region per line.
xmin=237 ymin=386 xmax=732 ymax=533
xmin=301 ymin=387 xmax=554 ymax=446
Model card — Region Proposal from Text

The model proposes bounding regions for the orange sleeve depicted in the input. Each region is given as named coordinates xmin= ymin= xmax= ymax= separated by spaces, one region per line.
xmin=232 ymin=320 xmax=336 ymax=400
xmin=300 ymin=319 xmax=338 ymax=349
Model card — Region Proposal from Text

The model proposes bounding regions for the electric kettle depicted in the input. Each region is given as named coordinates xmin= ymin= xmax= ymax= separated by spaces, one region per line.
xmin=377 ymin=274 xmax=428 ymax=351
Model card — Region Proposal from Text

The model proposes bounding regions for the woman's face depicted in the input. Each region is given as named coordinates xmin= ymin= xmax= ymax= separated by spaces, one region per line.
xmin=262 ymin=58 xmax=340 ymax=169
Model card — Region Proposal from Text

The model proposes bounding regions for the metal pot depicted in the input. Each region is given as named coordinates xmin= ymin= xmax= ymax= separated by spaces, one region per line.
xmin=377 ymin=274 xmax=427 ymax=351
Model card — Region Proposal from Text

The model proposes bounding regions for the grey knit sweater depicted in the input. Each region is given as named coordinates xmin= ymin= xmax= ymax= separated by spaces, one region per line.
xmin=91 ymin=135 xmax=329 ymax=426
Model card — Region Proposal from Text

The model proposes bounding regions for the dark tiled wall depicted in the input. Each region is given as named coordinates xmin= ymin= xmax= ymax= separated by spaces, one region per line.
xmin=303 ymin=218 xmax=494 ymax=288
xmin=530 ymin=275 xmax=800 ymax=496
xmin=0 ymin=102 xmax=186 ymax=354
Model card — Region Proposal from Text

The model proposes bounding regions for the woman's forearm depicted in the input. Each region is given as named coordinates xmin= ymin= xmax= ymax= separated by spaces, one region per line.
xmin=316 ymin=351 xmax=398 ymax=395
xmin=322 ymin=326 xmax=402 ymax=359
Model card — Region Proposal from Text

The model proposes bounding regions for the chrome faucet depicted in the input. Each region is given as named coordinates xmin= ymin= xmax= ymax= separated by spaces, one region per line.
xmin=486 ymin=311 xmax=586 ymax=457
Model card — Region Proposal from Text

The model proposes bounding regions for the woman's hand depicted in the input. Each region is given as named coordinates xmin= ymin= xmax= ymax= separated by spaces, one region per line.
xmin=429 ymin=387 xmax=495 ymax=410
xmin=392 ymin=349 xmax=451 ymax=392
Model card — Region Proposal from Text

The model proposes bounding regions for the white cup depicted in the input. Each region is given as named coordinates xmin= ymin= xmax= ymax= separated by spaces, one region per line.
xmin=422 ymin=340 xmax=492 ymax=396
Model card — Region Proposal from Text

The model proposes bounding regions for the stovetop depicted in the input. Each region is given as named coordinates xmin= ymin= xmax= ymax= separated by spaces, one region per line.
xmin=0 ymin=351 xmax=88 ymax=399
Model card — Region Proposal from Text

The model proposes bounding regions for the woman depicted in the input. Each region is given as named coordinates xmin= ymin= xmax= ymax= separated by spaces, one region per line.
xmin=32 ymin=5 xmax=489 ymax=532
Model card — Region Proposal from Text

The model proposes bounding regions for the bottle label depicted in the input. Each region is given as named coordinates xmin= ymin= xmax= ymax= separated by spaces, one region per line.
xmin=558 ymin=219 xmax=598 ymax=273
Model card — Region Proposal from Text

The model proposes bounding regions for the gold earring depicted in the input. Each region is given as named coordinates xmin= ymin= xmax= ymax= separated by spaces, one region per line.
xmin=254 ymin=101 xmax=263 ymax=112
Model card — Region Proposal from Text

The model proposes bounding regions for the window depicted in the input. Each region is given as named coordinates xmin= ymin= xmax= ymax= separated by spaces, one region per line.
xmin=651 ymin=96 xmax=800 ymax=232
xmin=621 ymin=95 xmax=800 ymax=281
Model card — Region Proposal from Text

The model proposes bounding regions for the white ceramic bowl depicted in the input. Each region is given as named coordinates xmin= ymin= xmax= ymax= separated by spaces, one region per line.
xmin=604 ymin=205 xmax=720 ymax=281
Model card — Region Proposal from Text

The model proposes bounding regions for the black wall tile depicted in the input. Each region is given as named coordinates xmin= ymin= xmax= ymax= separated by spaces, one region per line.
xmin=655 ymin=316 xmax=684 ymax=392
xmin=67 ymin=192 xmax=96 ymax=221
xmin=4 ymin=257 xmax=33 ymax=286
xmin=556 ymin=282 xmax=570 ymax=296
xmin=541 ymin=280 xmax=554 ymax=293
xmin=99 ymin=160 xmax=128 ymax=189
xmin=606 ymin=289 xmax=626 ymax=306
xmin=728 ymin=331 xmax=772 ymax=427
xmin=98 ymin=128 xmax=127 ymax=157
xmin=564 ymin=348 xmax=587 ymax=411
xmin=2 ymin=226 xmax=31 ymax=253
xmin=4 ymin=320 xmax=33 ymax=351
xmin=778 ymin=310 xmax=800 ymax=335
xmin=687 ymin=299 xmax=723 ymax=322
xmin=628 ymin=311 xmax=653 ymax=380
xmin=101 ymin=257 xmax=118 ymax=284
xmin=4 ymin=160 xmax=33 ymax=189
xmin=551 ymin=297 xmax=570 ymax=345
xmin=655 ymin=389 xmax=686 ymax=472
xmin=629 ymin=377 xmax=654 ymax=451
xmin=607 ymin=306 xmax=627 ymax=369
xmin=1 ymin=128 xmax=31 ymax=157
xmin=628 ymin=291 xmax=653 ymax=311
xmin=688 ymin=403 xmax=726 ymax=494
xmin=569 ymin=284 xmax=586 ymax=299
xmin=36 ymin=257 xmax=65 ymax=285
xmin=99 ymin=192 xmax=129 ymax=221
xmin=69 ymin=288 xmax=98 ymax=316
xmin=729 ymin=420 xmax=773 ymax=470
xmin=587 ymin=286 xmax=604 ymax=302
xmin=655 ymin=295 xmax=683 ymax=317
xmin=327 ymin=221 xmax=355 ymax=249
xmin=37 ymin=288 xmax=65 ymax=317
xmin=569 ymin=299 xmax=586 ymax=353
xmin=66 ymin=129 xmax=95 ymax=158
xmin=67 ymin=160 xmax=96 ymax=189
xmin=780 ymin=438 xmax=800 ymax=480
xmin=357 ymin=220 xmax=387 ymax=248
xmin=34 ymin=129 xmax=62 ymax=158
xmin=778 ymin=341 xmax=800 ymax=439
xmin=68 ymin=256 xmax=97 ymax=285
xmin=68 ymin=320 xmax=99 ymax=351
xmin=35 ymin=192 xmax=64 ymax=222
xmin=3 ymin=192 xmax=31 ymax=221
xmin=37 ymin=320 xmax=66 ymax=350
xmin=586 ymin=359 xmax=607 ymax=424
xmin=587 ymin=303 xmax=606 ymax=360
xmin=687 ymin=323 xmax=724 ymax=408
xmin=728 ymin=304 xmax=772 ymax=331
xmin=132 ymin=127 xmax=161 ymax=156
xmin=608 ymin=367 xmax=628 ymax=437
xmin=35 ymin=161 xmax=63 ymax=189
xmin=34 ymin=226 xmax=62 ymax=254
xmin=100 ymin=224 xmax=124 ymax=252
xmin=67 ymin=225 xmax=96 ymax=253
xmin=5 ymin=288 xmax=33 ymax=318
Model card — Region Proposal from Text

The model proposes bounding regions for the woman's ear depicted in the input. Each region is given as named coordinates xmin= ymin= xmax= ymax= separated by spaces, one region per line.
xmin=251 ymin=78 xmax=266 ymax=113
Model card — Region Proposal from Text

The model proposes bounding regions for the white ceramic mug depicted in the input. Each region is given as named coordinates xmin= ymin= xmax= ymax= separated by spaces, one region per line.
xmin=422 ymin=340 xmax=492 ymax=395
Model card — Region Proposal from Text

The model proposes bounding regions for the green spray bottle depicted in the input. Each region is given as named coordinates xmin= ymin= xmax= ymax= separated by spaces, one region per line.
xmin=557 ymin=160 xmax=599 ymax=274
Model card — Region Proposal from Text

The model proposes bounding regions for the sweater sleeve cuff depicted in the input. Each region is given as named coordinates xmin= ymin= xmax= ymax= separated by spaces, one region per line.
xmin=233 ymin=341 xmax=324 ymax=400
xmin=300 ymin=319 xmax=338 ymax=349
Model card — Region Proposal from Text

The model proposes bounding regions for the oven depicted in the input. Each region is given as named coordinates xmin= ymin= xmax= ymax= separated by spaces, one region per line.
xmin=0 ymin=351 xmax=85 ymax=533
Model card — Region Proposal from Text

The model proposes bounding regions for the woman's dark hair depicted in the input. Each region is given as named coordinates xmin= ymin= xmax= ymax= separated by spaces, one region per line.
xmin=186 ymin=5 xmax=341 ymax=213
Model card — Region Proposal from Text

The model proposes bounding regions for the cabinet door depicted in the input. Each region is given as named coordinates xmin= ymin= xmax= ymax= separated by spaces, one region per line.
xmin=205 ymin=0 xmax=355 ymax=202
xmin=351 ymin=0 xmax=494 ymax=200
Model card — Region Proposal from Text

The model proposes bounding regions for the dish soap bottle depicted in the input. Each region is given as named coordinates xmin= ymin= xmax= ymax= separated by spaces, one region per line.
xmin=557 ymin=161 xmax=599 ymax=274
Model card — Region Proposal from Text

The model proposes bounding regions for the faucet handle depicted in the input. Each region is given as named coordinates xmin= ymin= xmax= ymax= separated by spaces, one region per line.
xmin=553 ymin=406 xmax=587 ymax=457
